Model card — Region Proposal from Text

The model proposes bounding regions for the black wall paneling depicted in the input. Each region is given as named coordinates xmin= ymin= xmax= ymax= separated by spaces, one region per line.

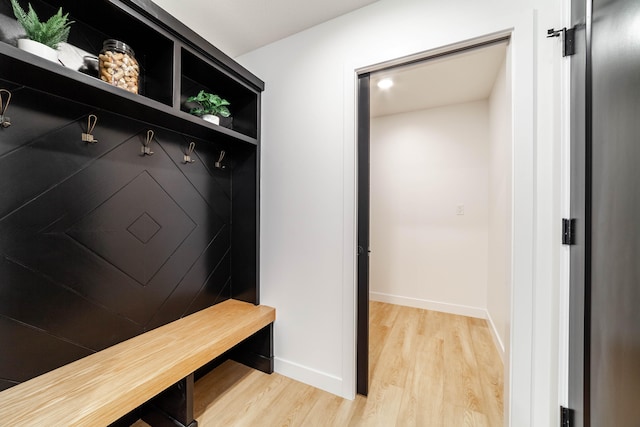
xmin=231 ymin=144 xmax=258 ymax=304
xmin=0 ymin=72 xmax=258 ymax=391
xmin=0 ymin=96 xmax=253 ymax=385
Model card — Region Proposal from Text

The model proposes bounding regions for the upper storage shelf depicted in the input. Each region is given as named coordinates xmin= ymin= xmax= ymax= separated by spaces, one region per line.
xmin=181 ymin=48 xmax=258 ymax=139
xmin=0 ymin=0 xmax=263 ymax=144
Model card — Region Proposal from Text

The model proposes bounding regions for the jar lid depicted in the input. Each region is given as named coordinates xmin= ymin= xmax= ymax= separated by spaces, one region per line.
xmin=102 ymin=39 xmax=135 ymax=56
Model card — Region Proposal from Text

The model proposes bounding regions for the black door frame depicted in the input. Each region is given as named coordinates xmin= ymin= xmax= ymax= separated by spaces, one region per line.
xmin=356 ymin=73 xmax=370 ymax=396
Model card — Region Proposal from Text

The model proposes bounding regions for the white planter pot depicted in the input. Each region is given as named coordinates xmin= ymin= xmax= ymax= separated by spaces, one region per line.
xmin=18 ymin=39 xmax=58 ymax=62
xmin=202 ymin=114 xmax=220 ymax=125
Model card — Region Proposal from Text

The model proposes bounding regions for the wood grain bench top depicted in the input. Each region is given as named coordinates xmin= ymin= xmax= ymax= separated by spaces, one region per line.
xmin=0 ymin=299 xmax=275 ymax=426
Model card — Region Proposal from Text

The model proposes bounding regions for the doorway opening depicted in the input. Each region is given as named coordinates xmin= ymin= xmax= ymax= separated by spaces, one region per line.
xmin=356 ymin=35 xmax=513 ymax=414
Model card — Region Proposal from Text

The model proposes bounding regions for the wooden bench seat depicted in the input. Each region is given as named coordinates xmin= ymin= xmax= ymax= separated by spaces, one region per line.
xmin=0 ymin=299 xmax=275 ymax=426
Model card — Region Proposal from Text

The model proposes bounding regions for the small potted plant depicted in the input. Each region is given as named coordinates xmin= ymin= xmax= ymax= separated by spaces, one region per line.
xmin=186 ymin=90 xmax=231 ymax=125
xmin=10 ymin=0 xmax=73 ymax=62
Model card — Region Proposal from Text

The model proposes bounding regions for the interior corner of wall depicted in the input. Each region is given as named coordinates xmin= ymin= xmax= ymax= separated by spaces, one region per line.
xmin=486 ymin=310 xmax=506 ymax=362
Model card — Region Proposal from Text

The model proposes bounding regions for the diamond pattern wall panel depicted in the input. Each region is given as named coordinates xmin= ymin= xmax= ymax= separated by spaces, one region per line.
xmin=128 ymin=213 xmax=162 ymax=244
xmin=0 ymin=82 xmax=246 ymax=391
xmin=67 ymin=171 xmax=197 ymax=285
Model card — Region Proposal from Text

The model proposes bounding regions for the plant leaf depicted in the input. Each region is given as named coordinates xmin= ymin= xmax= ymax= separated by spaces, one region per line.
xmin=218 ymin=106 xmax=230 ymax=117
xmin=11 ymin=1 xmax=73 ymax=49
xmin=189 ymin=107 xmax=205 ymax=117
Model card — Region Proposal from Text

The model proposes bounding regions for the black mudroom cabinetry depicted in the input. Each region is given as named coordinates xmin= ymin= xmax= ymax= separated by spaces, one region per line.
xmin=0 ymin=0 xmax=263 ymax=392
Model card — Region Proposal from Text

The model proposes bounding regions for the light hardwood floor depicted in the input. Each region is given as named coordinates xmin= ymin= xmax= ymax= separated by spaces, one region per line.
xmin=137 ymin=301 xmax=503 ymax=426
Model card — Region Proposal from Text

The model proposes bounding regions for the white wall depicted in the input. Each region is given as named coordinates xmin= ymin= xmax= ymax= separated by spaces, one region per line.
xmin=237 ymin=0 xmax=564 ymax=425
xmin=369 ymin=101 xmax=490 ymax=317
xmin=487 ymin=57 xmax=512 ymax=360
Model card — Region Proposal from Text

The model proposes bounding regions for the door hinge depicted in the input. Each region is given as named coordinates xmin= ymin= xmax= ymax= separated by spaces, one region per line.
xmin=562 ymin=218 xmax=576 ymax=245
xmin=560 ymin=406 xmax=574 ymax=427
xmin=547 ymin=27 xmax=576 ymax=57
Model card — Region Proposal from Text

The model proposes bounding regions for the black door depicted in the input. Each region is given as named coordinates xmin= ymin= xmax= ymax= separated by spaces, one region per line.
xmin=568 ymin=0 xmax=589 ymax=423
xmin=569 ymin=0 xmax=640 ymax=425
xmin=356 ymin=73 xmax=370 ymax=396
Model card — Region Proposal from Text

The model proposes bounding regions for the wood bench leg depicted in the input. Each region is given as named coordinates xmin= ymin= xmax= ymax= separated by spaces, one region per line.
xmin=231 ymin=323 xmax=274 ymax=374
xmin=142 ymin=373 xmax=197 ymax=427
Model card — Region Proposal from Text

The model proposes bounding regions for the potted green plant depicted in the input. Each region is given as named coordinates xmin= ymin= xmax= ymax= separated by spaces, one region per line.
xmin=186 ymin=90 xmax=231 ymax=125
xmin=10 ymin=0 xmax=73 ymax=62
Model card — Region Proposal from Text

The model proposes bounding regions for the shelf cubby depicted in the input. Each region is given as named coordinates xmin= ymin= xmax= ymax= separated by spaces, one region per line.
xmin=3 ymin=0 xmax=175 ymax=106
xmin=180 ymin=47 xmax=259 ymax=139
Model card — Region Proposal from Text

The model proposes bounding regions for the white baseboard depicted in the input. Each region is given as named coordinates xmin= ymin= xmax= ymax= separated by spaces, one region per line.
xmin=274 ymin=357 xmax=345 ymax=398
xmin=370 ymin=291 xmax=486 ymax=319
xmin=485 ymin=310 xmax=506 ymax=362
xmin=370 ymin=291 xmax=506 ymax=360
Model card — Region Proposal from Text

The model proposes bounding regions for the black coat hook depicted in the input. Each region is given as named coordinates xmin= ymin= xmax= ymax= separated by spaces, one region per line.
xmin=142 ymin=129 xmax=154 ymax=155
xmin=82 ymin=114 xmax=98 ymax=143
xmin=215 ymin=150 xmax=226 ymax=169
xmin=0 ymin=89 xmax=12 ymax=128
xmin=183 ymin=141 xmax=196 ymax=164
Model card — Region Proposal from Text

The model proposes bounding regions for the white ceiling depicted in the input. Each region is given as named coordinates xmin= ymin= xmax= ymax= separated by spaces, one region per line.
xmin=370 ymin=42 xmax=508 ymax=118
xmin=149 ymin=0 xmax=380 ymax=58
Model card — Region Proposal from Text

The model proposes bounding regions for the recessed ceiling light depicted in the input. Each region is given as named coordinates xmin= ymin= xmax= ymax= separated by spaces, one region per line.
xmin=377 ymin=78 xmax=393 ymax=89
